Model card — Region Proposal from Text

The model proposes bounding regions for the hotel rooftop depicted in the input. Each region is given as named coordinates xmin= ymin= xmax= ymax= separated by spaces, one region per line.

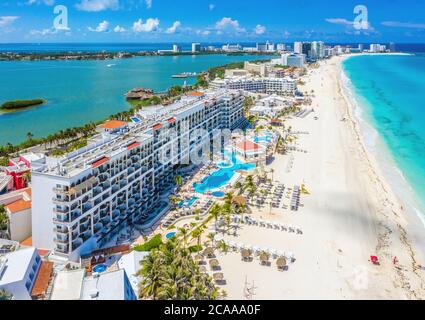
xmin=35 ymin=89 xmax=231 ymax=179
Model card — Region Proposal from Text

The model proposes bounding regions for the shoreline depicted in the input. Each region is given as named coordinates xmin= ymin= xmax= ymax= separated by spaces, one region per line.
xmin=333 ymin=54 xmax=425 ymax=298
xmin=340 ymin=54 xmax=425 ymax=230
xmin=214 ymin=53 xmax=425 ymax=299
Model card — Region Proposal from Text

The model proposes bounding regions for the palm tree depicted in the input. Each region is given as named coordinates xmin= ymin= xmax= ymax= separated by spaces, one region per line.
xmin=209 ymin=203 xmax=222 ymax=232
xmin=178 ymin=227 xmax=189 ymax=249
xmin=191 ymin=226 xmax=205 ymax=248
xmin=26 ymin=132 xmax=33 ymax=142
xmin=270 ymin=168 xmax=275 ymax=182
xmin=0 ymin=289 xmax=12 ymax=300
xmin=0 ymin=205 xmax=10 ymax=240
xmin=138 ymin=251 xmax=162 ymax=300
xmin=174 ymin=175 xmax=184 ymax=190
xmin=206 ymin=233 xmax=215 ymax=247
xmin=22 ymin=172 xmax=31 ymax=186
xmin=138 ymin=238 xmax=218 ymax=300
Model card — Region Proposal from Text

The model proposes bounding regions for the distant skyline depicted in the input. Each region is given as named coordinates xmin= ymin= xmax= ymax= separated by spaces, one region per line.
xmin=1 ymin=0 xmax=425 ymax=43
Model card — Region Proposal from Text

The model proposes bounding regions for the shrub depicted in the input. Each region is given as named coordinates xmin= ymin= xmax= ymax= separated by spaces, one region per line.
xmin=133 ymin=234 xmax=163 ymax=252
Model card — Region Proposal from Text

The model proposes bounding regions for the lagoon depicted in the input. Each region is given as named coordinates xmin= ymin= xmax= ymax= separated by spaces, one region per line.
xmin=0 ymin=54 xmax=272 ymax=145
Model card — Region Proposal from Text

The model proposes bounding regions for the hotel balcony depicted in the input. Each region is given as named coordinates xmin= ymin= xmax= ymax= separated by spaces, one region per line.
xmin=93 ymin=222 xmax=103 ymax=234
xmin=54 ymin=234 xmax=69 ymax=244
xmin=80 ymin=218 xmax=90 ymax=230
xmin=55 ymin=243 xmax=69 ymax=255
xmin=72 ymin=237 xmax=83 ymax=251
xmin=53 ymin=207 xmax=69 ymax=215
xmin=54 ymin=214 xmax=69 ymax=224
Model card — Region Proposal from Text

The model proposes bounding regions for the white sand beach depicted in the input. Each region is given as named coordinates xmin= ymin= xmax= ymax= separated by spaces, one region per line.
xmin=212 ymin=55 xmax=425 ymax=300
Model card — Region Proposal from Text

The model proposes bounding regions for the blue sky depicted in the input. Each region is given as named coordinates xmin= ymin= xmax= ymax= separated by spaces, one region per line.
xmin=0 ymin=0 xmax=425 ymax=43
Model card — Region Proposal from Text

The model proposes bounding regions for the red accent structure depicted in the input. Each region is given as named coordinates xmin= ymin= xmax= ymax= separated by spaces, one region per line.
xmin=127 ymin=142 xmax=140 ymax=150
xmin=91 ymin=157 xmax=109 ymax=168
xmin=167 ymin=117 xmax=176 ymax=124
xmin=153 ymin=123 xmax=162 ymax=131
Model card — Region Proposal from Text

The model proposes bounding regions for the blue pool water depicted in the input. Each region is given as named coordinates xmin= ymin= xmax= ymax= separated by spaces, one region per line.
xmin=93 ymin=264 xmax=107 ymax=273
xmin=212 ymin=191 xmax=225 ymax=197
xmin=343 ymin=53 xmax=425 ymax=222
xmin=253 ymin=135 xmax=272 ymax=143
xmin=194 ymin=152 xmax=255 ymax=194
xmin=179 ymin=196 xmax=199 ymax=208
xmin=131 ymin=117 xmax=141 ymax=123
xmin=166 ymin=232 xmax=176 ymax=239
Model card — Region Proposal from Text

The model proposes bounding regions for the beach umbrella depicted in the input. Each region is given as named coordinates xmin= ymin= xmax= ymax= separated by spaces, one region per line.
xmin=213 ymin=273 xmax=224 ymax=281
xmin=209 ymin=259 xmax=220 ymax=267
xmin=203 ymin=247 xmax=215 ymax=256
xmin=199 ymin=266 xmax=207 ymax=273
xmin=276 ymin=257 xmax=287 ymax=269
xmin=259 ymin=252 xmax=270 ymax=263
xmin=241 ymin=249 xmax=252 ymax=259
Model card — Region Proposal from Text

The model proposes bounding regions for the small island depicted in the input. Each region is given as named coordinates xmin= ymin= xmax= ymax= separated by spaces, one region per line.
xmin=1 ymin=99 xmax=46 ymax=112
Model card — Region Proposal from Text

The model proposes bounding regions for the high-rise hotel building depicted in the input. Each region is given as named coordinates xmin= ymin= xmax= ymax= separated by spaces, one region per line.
xmin=31 ymin=90 xmax=246 ymax=261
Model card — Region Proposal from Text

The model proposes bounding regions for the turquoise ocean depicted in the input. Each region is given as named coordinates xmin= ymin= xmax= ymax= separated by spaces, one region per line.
xmin=0 ymin=54 xmax=271 ymax=145
xmin=342 ymin=54 xmax=425 ymax=224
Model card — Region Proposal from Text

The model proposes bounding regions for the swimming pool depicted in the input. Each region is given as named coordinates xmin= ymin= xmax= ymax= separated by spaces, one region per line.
xmin=93 ymin=264 xmax=107 ymax=273
xmin=212 ymin=191 xmax=225 ymax=197
xmin=131 ymin=117 xmax=141 ymax=123
xmin=166 ymin=232 xmax=176 ymax=239
xmin=194 ymin=152 xmax=255 ymax=194
xmin=253 ymin=135 xmax=272 ymax=143
xmin=178 ymin=196 xmax=199 ymax=208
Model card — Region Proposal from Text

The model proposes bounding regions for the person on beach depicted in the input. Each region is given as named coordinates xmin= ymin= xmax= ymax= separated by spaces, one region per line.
xmin=393 ymin=256 xmax=398 ymax=265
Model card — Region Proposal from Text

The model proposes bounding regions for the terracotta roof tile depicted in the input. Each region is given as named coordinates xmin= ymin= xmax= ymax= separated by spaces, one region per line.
xmin=100 ymin=120 xmax=127 ymax=130
xmin=31 ymin=261 xmax=53 ymax=298
xmin=5 ymin=199 xmax=31 ymax=213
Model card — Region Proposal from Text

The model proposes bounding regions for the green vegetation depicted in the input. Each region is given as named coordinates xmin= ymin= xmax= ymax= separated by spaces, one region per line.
xmin=0 ymin=289 xmax=13 ymax=301
xmin=208 ymin=61 xmax=244 ymax=80
xmin=1 ymin=99 xmax=45 ymax=111
xmin=133 ymin=234 xmax=163 ymax=252
xmin=0 ymin=205 xmax=10 ymax=240
xmin=138 ymin=238 xmax=219 ymax=300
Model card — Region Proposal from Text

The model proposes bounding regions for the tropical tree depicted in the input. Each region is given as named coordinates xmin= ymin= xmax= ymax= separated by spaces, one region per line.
xmin=208 ymin=203 xmax=222 ymax=232
xmin=191 ymin=225 xmax=205 ymax=248
xmin=0 ymin=205 xmax=10 ymax=240
xmin=174 ymin=175 xmax=184 ymax=190
xmin=138 ymin=238 xmax=218 ymax=300
xmin=0 ymin=289 xmax=12 ymax=300
xmin=22 ymin=172 xmax=31 ymax=186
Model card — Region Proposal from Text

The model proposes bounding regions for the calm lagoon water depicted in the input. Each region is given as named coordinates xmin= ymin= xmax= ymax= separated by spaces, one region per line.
xmin=343 ymin=54 xmax=425 ymax=221
xmin=0 ymin=54 xmax=272 ymax=145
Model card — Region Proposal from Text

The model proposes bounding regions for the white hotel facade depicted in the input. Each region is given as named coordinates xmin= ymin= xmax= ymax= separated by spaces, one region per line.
xmin=210 ymin=76 xmax=297 ymax=96
xmin=31 ymin=90 xmax=245 ymax=261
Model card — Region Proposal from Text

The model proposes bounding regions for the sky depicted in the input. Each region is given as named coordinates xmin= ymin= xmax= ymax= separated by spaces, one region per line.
xmin=0 ymin=0 xmax=425 ymax=43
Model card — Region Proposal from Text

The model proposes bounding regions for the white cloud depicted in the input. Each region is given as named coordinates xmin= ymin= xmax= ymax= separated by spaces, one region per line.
xmin=145 ymin=0 xmax=152 ymax=9
xmin=209 ymin=4 xmax=215 ymax=11
xmin=325 ymin=18 xmax=354 ymax=27
xmin=254 ymin=24 xmax=266 ymax=35
xmin=0 ymin=16 xmax=19 ymax=28
xmin=76 ymin=0 xmax=119 ymax=12
xmin=113 ymin=25 xmax=126 ymax=32
xmin=27 ymin=0 xmax=56 ymax=5
xmin=325 ymin=17 xmax=375 ymax=33
xmin=88 ymin=20 xmax=110 ymax=32
xmin=30 ymin=28 xmax=58 ymax=36
xmin=132 ymin=18 xmax=160 ymax=32
xmin=215 ymin=17 xmax=246 ymax=34
xmin=166 ymin=21 xmax=181 ymax=34
xmin=381 ymin=21 xmax=425 ymax=29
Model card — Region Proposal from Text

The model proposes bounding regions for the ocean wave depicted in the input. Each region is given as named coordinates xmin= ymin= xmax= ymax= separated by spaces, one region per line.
xmin=340 ymin=60 xmax=425 ymax=228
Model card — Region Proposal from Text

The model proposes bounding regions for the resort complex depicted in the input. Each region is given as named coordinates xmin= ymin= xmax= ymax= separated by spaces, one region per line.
xmin=31 ymin=90 xmax=247 ymax=261
xmin=1 ymin=32 xmax=425 ymax=304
